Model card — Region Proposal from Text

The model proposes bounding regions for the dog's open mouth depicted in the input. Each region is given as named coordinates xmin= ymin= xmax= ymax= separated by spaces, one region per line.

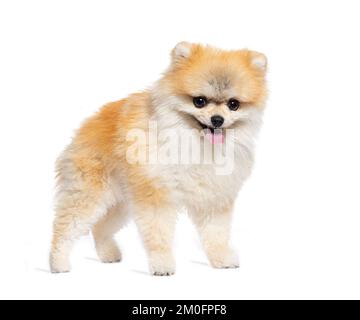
xmin=194 ymin=118 xmax=225 ymax=145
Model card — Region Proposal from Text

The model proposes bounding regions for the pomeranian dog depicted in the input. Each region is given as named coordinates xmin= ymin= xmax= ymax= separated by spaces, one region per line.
xmin=50 ymin=42 xmax=268 ymax=275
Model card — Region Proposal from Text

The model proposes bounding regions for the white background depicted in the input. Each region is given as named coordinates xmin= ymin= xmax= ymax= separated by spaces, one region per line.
xmin=0 ymin=0 xmax=359 ymax=300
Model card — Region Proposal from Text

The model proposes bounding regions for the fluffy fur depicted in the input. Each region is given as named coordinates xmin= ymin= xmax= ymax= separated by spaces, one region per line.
xmin=50 ymin=42 xmax=268 ymax=275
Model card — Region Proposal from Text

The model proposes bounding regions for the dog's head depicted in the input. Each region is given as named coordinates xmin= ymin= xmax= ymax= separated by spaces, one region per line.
xmin=158 ymin=42 xmax=268 ymax=143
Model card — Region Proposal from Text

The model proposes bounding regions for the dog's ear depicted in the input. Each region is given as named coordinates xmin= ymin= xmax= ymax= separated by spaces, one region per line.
xmin=171 ymin=42 xmax=193 ymax=63
xmin=249 ymin=51 xmax=267 ymax=72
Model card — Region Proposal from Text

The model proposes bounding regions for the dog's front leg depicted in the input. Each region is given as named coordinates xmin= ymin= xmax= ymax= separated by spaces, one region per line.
xmin=189 ymin=205 xmax=239 ymax=269
xmin=134 ymin=203 xmax=177 ymax=276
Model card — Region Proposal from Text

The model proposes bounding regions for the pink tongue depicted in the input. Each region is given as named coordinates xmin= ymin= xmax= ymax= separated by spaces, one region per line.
xmin=205 ymin=129 xmax=224 ymax=144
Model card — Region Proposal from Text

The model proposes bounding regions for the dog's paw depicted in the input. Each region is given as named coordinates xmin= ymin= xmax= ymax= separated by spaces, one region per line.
xmin=153 ymin=271 xmax=175 ymax=277
xmin=212 ymin=261 xmax=240 ymax=269
xmin=96 ymin=241 xmax=122 ymax=264
xmin=208 ymin=249 xmax=240 ymax=269
xmin=149 ymin=252 xmax=176 ymax=277
xmin=51 ymin=268 xmax=71 ymax=274
xmin=99 ymin=253 xmax=122 ymax=264
xmin=50 ymin=255 xmax=71 ymax=274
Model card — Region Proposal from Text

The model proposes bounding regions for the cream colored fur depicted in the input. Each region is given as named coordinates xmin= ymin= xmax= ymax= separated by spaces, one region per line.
xmin=50 ymin=43 xmax=267 ymax=275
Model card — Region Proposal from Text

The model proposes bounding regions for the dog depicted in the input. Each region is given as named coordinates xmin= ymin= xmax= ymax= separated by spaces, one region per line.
xmin=50 ymin=42 xmax=268 ymax=275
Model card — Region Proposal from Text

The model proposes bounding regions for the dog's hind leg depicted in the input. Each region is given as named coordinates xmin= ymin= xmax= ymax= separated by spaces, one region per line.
xmin=92 ymin=203 xmax=129 ymax=263
xmin=50 ymin=156 xmax=116 ymax=273
xmin=50 ymin=186 xmax=115 ymax=273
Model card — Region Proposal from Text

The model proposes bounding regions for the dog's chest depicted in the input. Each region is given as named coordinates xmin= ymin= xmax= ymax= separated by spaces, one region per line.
xmin=157 ymin=152 xmax=253 ymax=209
xmin=145 ymin=122 xmax=257 ymax=209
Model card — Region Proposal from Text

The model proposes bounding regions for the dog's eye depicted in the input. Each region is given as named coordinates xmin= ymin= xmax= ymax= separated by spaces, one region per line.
xmin=227 ymin=98 xmax=240 ymax=111
xmin=193 ymin=96 xmax=208 ymax=108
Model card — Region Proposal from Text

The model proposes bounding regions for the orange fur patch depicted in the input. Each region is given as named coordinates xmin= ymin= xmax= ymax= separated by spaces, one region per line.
xmin=70 ymin=92 xmax=168 ymax=207
xmin=164 ymin=44 xmax=267 ymax=107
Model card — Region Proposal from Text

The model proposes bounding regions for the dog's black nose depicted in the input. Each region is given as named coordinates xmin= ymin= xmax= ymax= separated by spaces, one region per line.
xmin=211 ymin=115 xmax=224 ymax=128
